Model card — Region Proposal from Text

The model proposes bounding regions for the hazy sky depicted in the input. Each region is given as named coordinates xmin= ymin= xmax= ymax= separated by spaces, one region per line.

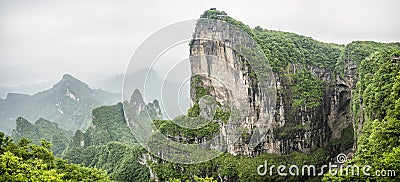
xmin=1 ymin=0 xmax=399 ymax=90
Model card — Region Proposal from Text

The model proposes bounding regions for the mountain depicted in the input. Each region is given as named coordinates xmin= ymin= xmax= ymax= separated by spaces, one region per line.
xmin=64 ymin=94 xmax=161 ymax=181
xmin=145 ymin=9 xmax=400 ymax=181
xmin=67 ymin=103 xmax=138 ymax=148
xmin=11 ymin=117 xmax=73 ymax=156
xmin=0 ymin=80 xmax=55 ymax=99
xmin=0 ymin=74 xmax=120 ymax=134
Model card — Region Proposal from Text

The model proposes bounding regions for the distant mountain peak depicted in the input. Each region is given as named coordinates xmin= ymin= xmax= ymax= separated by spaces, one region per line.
xmin=62 ymin=74 xmax=82 ymax=83
xmin=131 ymin=89 xmax=143 ymax=101
xmin=54 ymin=74 xmax=89 ymax=90
xmin=1 ymin=74 xmax=121 ymax=135
xmin=130 ymin=89 xmax=147 ymax=103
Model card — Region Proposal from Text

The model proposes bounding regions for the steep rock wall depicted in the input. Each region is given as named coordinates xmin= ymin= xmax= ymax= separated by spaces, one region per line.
xmin=189 ymin=19 xmax=353 ymax=155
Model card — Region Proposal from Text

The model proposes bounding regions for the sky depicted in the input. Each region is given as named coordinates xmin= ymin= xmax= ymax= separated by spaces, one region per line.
xmin=0 ymin=0 xmax=399 ymax=96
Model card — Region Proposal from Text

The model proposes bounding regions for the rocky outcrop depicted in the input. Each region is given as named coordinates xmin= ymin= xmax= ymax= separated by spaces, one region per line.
xmin=190 ymin=19 xmax=278 ymax=155
xmin=125 ymin=89 xmax=162 ymax=129
xmin=189 ymin=19 xmax=354 ymax=156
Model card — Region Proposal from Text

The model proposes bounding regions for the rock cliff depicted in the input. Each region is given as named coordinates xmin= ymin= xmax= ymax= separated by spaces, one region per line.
xmin=189 ymin=13 xmax=354 ymax=156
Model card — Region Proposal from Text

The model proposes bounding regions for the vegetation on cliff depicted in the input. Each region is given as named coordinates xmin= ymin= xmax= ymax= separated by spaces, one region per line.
xmin=63 ymin=103 xmax=149 ymax=182
xmin=324 ymin=49 xmax=400 ymax=181
xmin=11 ymin=117 xmax=73 ymax=156
xmin=253 ymin=27 xmax=343 ymax=72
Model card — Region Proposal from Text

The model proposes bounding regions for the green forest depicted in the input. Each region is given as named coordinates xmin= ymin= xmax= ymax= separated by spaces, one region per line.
xmin=1 ymin=9 xmax=399 ymax=182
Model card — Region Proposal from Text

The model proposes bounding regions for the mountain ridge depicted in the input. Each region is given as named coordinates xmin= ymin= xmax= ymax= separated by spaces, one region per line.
xmin=0 ymin=74 xmax=120 ymax=134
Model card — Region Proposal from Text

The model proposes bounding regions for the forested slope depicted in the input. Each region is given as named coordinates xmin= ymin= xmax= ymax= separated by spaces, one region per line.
xmin=63 ymin=103 xmax=149 ymax=182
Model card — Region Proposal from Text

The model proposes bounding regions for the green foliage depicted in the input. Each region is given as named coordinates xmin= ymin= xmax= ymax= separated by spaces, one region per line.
xmin=64 ymin=142 xmax=149 ymax=182
xmin=187 ymin=75 xmax=214 ymax=117
xmin=253 ymin=27 xmax=343 ymax=72
xmin=213 ymin=107 xmax=230 ymax=124
xmin=68 ymin=103 xmax=137 ymax=148
xmin=63 ymin=103 xmax=149 ymax=182
xmin=324 ymin=49 xmax=400 ymax=181
xmin=199 ymin=8 xmax=255 ymax=40
xmin=11 ymin=117 xmax=73 ymax=156
xmin=151 ymin=148 xmax=330 ymax=181
xmin=290 ymin=68 xmax=324 ymax=109
xmin=193 ymin=176 xmax=218 ymax=182
xmin=343 ymin=41 xmax=400 ymax=66
xmin=191 ymin=75 xmax=213 ymax=103
xmin=153 ymin=117 xmax=220 ymax=144
xmin=187 ymin=103 xmax=200 ymax=117
xmin=0 ymin=132 xmax=111 ymax=181
xmin=338 ymin=41 xmax=400 ymax=79
xmin=168 ymin=176 xmax=217 ymax=182
xmin=0 ymin=151 xmax=64 ymax=182
xmin=241 ymin=129 xmax=251 ymax=143
xmin=198 ymin=9 xmax=343 ymax=76
xmin=188 ymin=74 xmax=230 ymax=123
xmin=91 ymin=103 xmax=137 ymax=144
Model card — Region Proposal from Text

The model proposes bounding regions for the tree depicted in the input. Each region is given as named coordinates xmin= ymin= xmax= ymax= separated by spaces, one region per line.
xmin=0 ymin=132 xmax=112 ymax=181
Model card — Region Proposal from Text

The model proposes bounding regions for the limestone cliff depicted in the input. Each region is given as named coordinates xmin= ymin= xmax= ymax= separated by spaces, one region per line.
xmin=189 ymin=13 xmax=354 ymax=156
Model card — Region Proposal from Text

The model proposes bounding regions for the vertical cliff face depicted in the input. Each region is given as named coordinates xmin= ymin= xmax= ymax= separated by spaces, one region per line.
xmin=189 ymin=19 xmax=278 ymax=155
xmin=340 ymin=41 xmax=400 ymax=150
xmin=189 ymin=16 xmax=354 ymax=155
